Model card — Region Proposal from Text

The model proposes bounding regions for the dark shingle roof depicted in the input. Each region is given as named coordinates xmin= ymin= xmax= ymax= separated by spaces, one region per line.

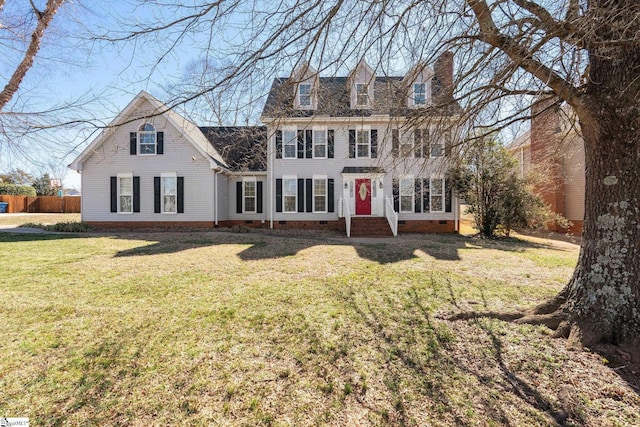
xmin=261 ymin=75 xmax=461 ymax=119
xmin=199 ymin=126 xmax=267 ymax=172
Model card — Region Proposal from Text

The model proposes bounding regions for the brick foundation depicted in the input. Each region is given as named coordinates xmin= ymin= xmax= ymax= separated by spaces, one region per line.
xmin=560 ymin=220 xmax=583 ymax=235
xmin=271 ymin=219 xmax=345 ymax=231
xmin=398 ymin=220 xmax=456 ymax=233
xmin=86 ymin=221 xmax=215 ymax=230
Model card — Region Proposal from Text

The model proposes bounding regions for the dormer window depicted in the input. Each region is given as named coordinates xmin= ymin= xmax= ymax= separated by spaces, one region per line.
xmin=298 ymin=83 xmax=312 ymax=108
xmin=356 ymin=83 xmax=369 ymax=106
xmin=138 ymin=123 xmax=157 ymax=155
xmin=413 ymin=83 xmax=427 ymax=105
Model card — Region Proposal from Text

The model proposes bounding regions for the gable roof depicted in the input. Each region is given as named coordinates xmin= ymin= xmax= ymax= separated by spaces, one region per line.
xmin=262 ymin=73 xmax=461 ymax=119
xmin=199 ymin=126 xmax=267 ymax=172
xmin=68 ymin=91 xmax=227 ymax=171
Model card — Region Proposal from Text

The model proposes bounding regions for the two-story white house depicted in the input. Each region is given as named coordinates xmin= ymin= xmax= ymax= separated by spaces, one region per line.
xmin=69 ymin=53 xmax=461 ymax=236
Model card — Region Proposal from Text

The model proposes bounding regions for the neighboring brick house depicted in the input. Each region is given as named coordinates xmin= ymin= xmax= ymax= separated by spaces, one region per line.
xmin=507 ymin=97 xmax=585 ymax=234
xmin=69 ymin=53 xmax=462 ymax=236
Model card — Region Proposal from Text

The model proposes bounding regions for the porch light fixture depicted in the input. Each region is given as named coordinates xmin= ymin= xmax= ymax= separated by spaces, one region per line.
xmin=379 ymin=181 xmax=383 ymax=189
xmin=344 ymin=182 xmax=348 ymax=189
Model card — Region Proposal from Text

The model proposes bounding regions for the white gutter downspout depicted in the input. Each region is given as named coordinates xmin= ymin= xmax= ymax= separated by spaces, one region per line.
xmin=214 ymin=169 xmax=219 ymax=227
xmin=269 ymin=129 xmax=274 ymax=229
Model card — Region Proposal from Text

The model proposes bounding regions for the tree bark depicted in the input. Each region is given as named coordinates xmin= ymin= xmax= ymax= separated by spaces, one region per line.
xmin=0 ymin=0 xmax=65 ymax=112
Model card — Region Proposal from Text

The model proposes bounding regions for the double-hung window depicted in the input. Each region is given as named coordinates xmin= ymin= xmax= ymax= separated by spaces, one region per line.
xmin=138 ymin=123 xmax=157 ymax=155
xmin=400 ymin=132 xmax=413 ymax=157
xmin=313 ymin=176 xmax=327 ymax=213
xmin=399 ymin=177 xmax=414 ymax=213
xmin=283 ymin=129 xmax=297 ymax=159
xmin=283 ymin=176 xmax=297 ymax=213
xmin=313 ymin=129 xmax=327 ymax=158
xmin=430 ymin=178 xmax=444 ymax=212
xmin=298 ymin=83 xmax=312 ymax=108
xmin=243 ymin=178 xmax=256 ymax=213
xmin=356 ymin=129 xmax=370 ymax=158
xmin=161 ymin=173 xmax=177 ymax=214
xmin=356 ymin=83 xmax=369 ymax=106
xmin=118 ymin=173 xmax=133 ymax=214
xmin=413 ymin=83 xmax=427 ymax=106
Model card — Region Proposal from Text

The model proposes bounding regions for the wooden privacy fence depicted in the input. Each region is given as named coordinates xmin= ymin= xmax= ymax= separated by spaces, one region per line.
xmin=0 ymin=195 xmax=81 ymax=213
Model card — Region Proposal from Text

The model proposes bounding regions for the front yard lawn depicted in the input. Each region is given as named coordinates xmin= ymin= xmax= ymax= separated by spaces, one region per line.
xmin=0 ymin=229 xmax=638 ymax=426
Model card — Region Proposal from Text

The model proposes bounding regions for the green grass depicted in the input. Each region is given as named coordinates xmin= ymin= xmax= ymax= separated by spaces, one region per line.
xmin=0 ymin=229 xmax=638 ymax=426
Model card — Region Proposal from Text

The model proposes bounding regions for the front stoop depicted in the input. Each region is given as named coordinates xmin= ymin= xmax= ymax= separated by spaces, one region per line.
xmin=349 ymin=216 xmax=394 ymax=237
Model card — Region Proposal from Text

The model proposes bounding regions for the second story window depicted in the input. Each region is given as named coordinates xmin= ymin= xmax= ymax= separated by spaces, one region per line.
xmin=283 ymin=130 xmax=297 ymax=159
xmin=138 ymin=123 xmax=157 ymax=155
xmin=356 ymin=83 xmax=369 ymax=106
xmin=413 ymin=83 xmax=427 ymax=106
xmin=298 ymin=83 xmax=312 ymax=108
xmin=356 ymin=129 xmax=370 ymax=158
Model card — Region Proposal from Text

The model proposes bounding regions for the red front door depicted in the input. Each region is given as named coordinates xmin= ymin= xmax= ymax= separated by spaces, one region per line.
xmin=355 ymin=179 xmax=371 ymax=215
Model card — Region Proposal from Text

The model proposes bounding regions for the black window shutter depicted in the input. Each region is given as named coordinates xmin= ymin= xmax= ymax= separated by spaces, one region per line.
xmin=129 ymin=133 xmax=137 ymax=155
xmin=154 ymin=177 xmax=161 ymax=213
xmin=348 ymin=129 xmax=356 ymax=158
xmin=414 ymin=129 xmax=422 ymax=158
xmin=414 ymin=179 xmax=422 ymax=213
xmin=275 ymin=179 xmax=283 ymax=212
xmin=236 ymin=181 xmax=243 ymax=213
xmin=305 ymin=179 xmax=313 ymax=212
xmin=392 ymin=129 xmax=399 ymax=157
xmin=133 ymin=176 xmax=140 ymax=213
xmin=297 ymin=130 xmax=304 ymax=159
xmin=157 ymin=132 xmax=164 ymax=155
xmin=445 ymin=178 xmax=452 ymax=213
xmin=110 ymin=177 xmax=117 ymax=212
xmin=424 ymin=129 xmax=431 ymax=159
xmin=177 ymin=177 xmax=184 ymax=214
xmin=257 ymin=181 xmax=263 ymax=214
xmin=297 ymin=178 xmax=305 ymax=212
xmin=370 ymin=129 xmax=378 ymax=158
xmin=327 ymin=179 xmax=335 ymax=212
xmin=444 ymin=132 xmax=452 ymax=157
xmin=392 ymin=180 xmax=399 ymax=212
xmin=327 ymin=130 xmax=334 ymax=158
xmin=276 ymin=130 xmax=283 ymax=159
xmin=305 ymin=130 xmax=313 ymax=159
xmin=422 ymin=179 xmax=430 ymax=212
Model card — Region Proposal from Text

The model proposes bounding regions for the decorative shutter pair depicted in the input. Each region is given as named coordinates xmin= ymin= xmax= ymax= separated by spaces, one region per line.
xmin=129 ymin=132 xmax=164 ymax=155
xmin=153 ymin=177 xmax=184 ymax=213
xmin=236 ymin=181 xmax=264 ymax=214
xmin=110 ymin=176 xmax=140 ymax=212
xmin=275 ymin=130 xmax=334 ymax=158
xmin=348 ymin=129 xmax=377 ymax=158
xmin=275 ymin=178 xmax=334 ymax=213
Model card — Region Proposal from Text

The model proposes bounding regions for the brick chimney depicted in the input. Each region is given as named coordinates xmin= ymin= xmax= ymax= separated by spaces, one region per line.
xmin=530 ymin=96 xmax=565 ymax=230
xmin=433 ymin=51 xmax=454 ymax=97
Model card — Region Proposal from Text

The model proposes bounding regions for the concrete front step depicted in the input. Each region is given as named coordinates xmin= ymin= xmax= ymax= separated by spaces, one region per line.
xmin=349 ymin=217 xmax=394 ymax=237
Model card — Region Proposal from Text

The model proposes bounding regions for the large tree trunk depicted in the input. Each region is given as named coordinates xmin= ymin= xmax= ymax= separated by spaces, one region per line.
xmin=553 ymin=22 xmax=640 ymax=350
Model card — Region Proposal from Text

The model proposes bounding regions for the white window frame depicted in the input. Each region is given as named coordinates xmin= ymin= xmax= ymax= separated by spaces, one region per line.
xmin=400 ymin=131 xmax=414 ymax=158
xmin=282 ymin=128 xmax=297 ymax=159
xmin=313 ymin=128 xmax=327 ymax=159
xmin=313 ymin=175 xmax=327 ymax=213
xmin=283 ymin=175 xmax=297 ymax=213
xmin=430 ymin=133 xmax=445 ymax=158
xmin=355 ymin=83 xmax=369 ymax=107
xmin=160 ymin=172 xmax=177 ymax=214
xmin=413 ymin=82 xmax=427 ymax=106
xmin=298 ymin=83 xmax=312 ymax=108
xmin=356 ymin=128 xmax=370 ymax=159
xmin=399 ymin=177 xmax=414 ymax=213
xmin=117 ymin=173 xmax=133 ymax=215
xmin=430 ymin=177 xmax=445 ymax=213
xmin=138 ymin=123 xmax=157 ymax=156
xmin=243 ymin=177 xmax=257 ymax=214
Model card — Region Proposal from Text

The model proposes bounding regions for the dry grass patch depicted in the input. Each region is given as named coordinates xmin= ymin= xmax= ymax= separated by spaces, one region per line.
xmin=0 ymin=230 xmax=638 ymax=426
